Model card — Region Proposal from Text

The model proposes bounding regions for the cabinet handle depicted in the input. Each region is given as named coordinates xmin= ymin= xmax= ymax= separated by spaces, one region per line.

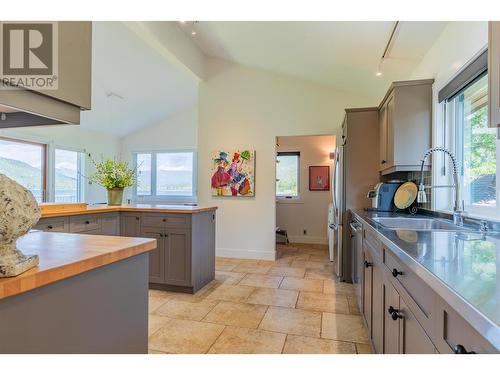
xmin=364 ymin=260 xmax=373 ymax=268
xmin=47 ymin=225 xmax=53 ymax=230
xmin=164 ymin=234 xmax=169 ymax=237
xmin=135 ymin=217 xmax=140 ymax=221
xmin=159 ymin=233 xmax=163 ymax=237
xmin=392 ymin=268 xmax=403 ymax=278
xmin=381 ymin=160 xmax=387 ymax=164
xmin=85 ymin=220 xmax=90 ymax=225
xmin=162 ymin=218 xmax=166 ymax=222
xmin=388 ymin=306 xmax=403 ymax=320
xmin=453 ymin=345 xmax=476 ymax=354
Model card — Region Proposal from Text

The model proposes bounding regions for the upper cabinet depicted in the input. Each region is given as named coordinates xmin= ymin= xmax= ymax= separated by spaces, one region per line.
xmin=378 ymin=79 xmax=434 ymax=175
xmin=489 ymin=22 xmax=500 ymax=128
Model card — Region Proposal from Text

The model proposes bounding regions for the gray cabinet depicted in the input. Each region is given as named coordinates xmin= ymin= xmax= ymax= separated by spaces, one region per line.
xmin=378 ymin=79 xmax=433 ymax=175
xmin=164 ymin=228 xmax=191 ymax=287
xmin=140 ymin=227 xmax=164 ymax=284
xmin=383 ymin=278 xmax=401 ymax=354
xmin=37 ymin=22 xmax=92 ymax=110
xmin=362 ymin=249 xmax=373 ymax=336
xmin=100 ymin=214 xmax=120 ymax=235
xmin=33 ymin=217 xmax=69 ymax=233
xmin=120 ymin=213 xmax=141 ymax=237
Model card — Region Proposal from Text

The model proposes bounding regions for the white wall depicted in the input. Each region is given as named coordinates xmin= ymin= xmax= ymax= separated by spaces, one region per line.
xmin=120 ymin=106 xmax=199 ymax=202
xmin=0 ymin=125 xmax=120 ymax=203
xmin=410 ymin=21 xmax=488 ymax=210
xmin=198 ymin=58 xmax=373 ymax=260
xmin=276 ymin=135 xmax=335 ymax=244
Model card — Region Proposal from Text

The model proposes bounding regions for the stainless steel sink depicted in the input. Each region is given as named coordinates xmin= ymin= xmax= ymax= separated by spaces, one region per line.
xmin=371 ymin=217 xmax=473 ymax=231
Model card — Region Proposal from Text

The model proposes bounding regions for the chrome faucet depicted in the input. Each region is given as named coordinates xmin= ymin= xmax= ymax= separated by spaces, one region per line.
xmin=417 ymin=147 xmax=466 ymax=225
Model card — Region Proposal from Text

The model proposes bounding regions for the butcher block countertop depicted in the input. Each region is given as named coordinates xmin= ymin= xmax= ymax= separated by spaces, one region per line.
xmin=0 ymin=231 xmax=156 ymax=301
xmin=40 ymin=203 xmax=218 ymax=218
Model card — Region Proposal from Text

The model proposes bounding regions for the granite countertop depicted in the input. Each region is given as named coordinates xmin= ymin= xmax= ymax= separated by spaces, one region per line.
xmin=40 ymin=203 xmax=218 ymax=218
xmin=352 ymin=210 xmax=500 ymax=349
xmin=0 ymin=231 xmax=156 ymax=300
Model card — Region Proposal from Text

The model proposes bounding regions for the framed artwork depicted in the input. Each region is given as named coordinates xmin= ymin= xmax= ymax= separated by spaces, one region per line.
xmin=309 ymin=166 xmax=330 ymax=191
xmin=211 ymin=150 xmax=255 ymax=197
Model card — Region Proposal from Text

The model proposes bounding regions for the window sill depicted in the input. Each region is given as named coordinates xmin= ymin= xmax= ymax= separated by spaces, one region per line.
xmin=276 ymin=198 xmax=304 ymax=205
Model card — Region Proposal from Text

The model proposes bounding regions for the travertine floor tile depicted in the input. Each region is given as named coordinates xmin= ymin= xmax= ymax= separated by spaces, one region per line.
xmin=268 ymin=266 xmax=306 ymax=278
xmin=216 ymin=257 xmax=243 ymax=264
xmin=208 ymin=326 xmax=286 ymax=354
xmin=203 ymin=301 xmax=268 ymax=328
xmin=215 ymin=270 xmax=246 ymax=285
xmin=323 ymin=279 xmax=357 ymax=295
xmin=296 ymin=292 xmax=350 ymax=314
xmin=347 ymin=295 xmax=361 ymax=314
xmin=308 ymin=254 xmax=331 ymax=262
xmin=148 ymin=315 xmax=171 ymax=336
xmin=283 ymin=334 xmax=356 ymax=354
xmin=155 ymin=299 xmax=218 ymax=321
xmin=239 ymin=274 xmax=283 ymax=288
xmin=149 ymin=289 xmax=171 ymax=298
xmin=215 ymin=263 xmax=238 ymax=271
xmin=233 ymin=264 xmax=272 ymax=274
xmin=356 ymin=343 xmax=374 ymax=354
xmin=290 ymin=260 xmax=328 ymax=270
xmin=321 ymin=313 xmax=370 ymax=344
xmin=259 ymin=306 xmax=321 ymax=337
xmin=149 ymin=319 xmax=225 ymax=354
xmin=246 ymin=287 xmax=298 ymax=308
xmin=280 ymin=277 xmax=324 ymax=292
xmin=149 ymin=296 xmax=171 ymax=313
xmin=206 ymin=283 xmax=255 ymax=302
xmin=148 ymin=349 xmax=170 ymax=354
xmin=304 ymin=268 xmax=336 ymax=280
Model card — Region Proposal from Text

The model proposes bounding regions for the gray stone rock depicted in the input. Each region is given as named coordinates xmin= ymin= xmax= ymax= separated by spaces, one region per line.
xmin=0 ymin=174 xmax=41 ymax=277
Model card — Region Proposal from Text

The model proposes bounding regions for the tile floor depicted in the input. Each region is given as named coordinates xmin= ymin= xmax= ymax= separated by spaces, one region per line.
xmin=148 ymin=243 xmax=373 ymax=354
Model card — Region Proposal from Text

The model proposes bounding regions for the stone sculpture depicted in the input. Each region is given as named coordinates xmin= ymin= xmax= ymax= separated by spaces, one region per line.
xmin=0 ymin=174 xmax=41 ymax=277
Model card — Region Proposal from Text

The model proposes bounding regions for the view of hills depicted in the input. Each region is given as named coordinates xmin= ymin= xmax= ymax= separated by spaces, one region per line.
xmin=0 ymin=156 xmax=77 ymax=191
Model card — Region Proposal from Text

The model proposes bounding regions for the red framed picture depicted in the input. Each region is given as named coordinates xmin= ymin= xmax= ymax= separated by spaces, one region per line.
xmin=309 ymin=166 xmax=330 ymax=191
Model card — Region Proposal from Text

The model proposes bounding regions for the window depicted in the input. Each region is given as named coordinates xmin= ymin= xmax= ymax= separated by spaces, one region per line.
xmin=442 ymin=73 xmax=500 ymax=218
xmin=133 ymin=150 xmax=196 ymax=202
xmin=0 ymin=136 xmax=47 ymax=202
xmin=276 ymin=152 xmax=300 ymax=198
xmin=54 ymin=148 xmax=85 ymax=203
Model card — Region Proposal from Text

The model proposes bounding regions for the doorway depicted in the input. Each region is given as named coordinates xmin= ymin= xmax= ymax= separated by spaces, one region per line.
xmin=275 ymin=134 xmax=336 ymax=261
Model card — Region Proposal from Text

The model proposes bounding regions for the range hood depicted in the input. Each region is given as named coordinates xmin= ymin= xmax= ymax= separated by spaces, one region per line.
xmin=0 ymin=21 xmax=91 ymax=129
xmin=0 ymin=86 xmax=81 ymax=128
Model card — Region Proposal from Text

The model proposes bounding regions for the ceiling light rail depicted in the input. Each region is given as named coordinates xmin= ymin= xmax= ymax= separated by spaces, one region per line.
xmin=376 ymin=21 xmax=400 ymax=76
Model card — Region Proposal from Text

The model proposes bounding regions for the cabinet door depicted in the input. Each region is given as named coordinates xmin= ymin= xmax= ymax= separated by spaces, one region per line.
xmin=385 ymin=95 xmax=395 ymax=169
xmin=371 ymin=262 xmax=384 ymax=354
xmin=101 ymin=214 xmax=119 ymax=235
xmin=164 ymin=229 xmax=192 ymax=287
xmin=378 ymin=103 xmax=388 ymax=170
xmin=362 ymin=249 xmax=373 ymax=336
xmin=140 ymin=227 xmax=164 ymax=284
xmin=399 ymin=298 xmax=435 ymax=354
xmin=383 ymin=279 xmax=400 ymax=354
xmin=120 ymin=214 xmax=141 ymax=237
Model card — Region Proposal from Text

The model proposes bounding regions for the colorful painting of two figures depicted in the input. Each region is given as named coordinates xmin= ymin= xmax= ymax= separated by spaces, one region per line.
xmin=211 ymin=150 xmax=255 ymax=197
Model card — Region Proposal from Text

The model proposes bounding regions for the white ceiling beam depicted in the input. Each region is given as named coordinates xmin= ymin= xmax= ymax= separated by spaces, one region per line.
xmin=123 ymin=21 xmax=205 ymax=81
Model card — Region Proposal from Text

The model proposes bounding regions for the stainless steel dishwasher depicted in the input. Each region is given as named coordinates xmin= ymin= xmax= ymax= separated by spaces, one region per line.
xmin=349 ymin=218 xmax=363 ymax=308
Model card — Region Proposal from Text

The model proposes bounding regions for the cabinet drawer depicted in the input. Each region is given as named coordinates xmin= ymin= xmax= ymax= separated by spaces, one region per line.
xmin=383 ymin=248 xmax=435 ymax=332
xmin=69 ymin=215 xmax=101 ymax=233
xmin=142 ymin=214 xmax=191 ymax=228
xmin=363 ymin=226 xmax=382 ymax=259
xmin=34 ymin=217 xmax=69 ymax=232
xmin=434 ymin=298 xmax=498 ymax=354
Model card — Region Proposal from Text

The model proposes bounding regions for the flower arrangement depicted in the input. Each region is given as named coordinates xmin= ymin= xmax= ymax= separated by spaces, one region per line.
xmin=89 ymin=159 xmax=136 ymax=189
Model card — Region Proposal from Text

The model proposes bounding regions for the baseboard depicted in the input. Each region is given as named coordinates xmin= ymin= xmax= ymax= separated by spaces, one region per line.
xmin=216 ymin=247 xmax=276 ymax=260
xmin=287 ymin=235 xmax=328 ymax=245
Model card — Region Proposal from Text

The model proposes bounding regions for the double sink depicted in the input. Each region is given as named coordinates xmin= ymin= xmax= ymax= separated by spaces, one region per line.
xmin=371 ymin=216 xmax=482 ymax=232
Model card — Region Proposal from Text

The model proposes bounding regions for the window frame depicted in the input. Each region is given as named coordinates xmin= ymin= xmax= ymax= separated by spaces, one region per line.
xmin=437 ymin=72 xmax=500 ymax=220
xmin=53 ymin=146 xmax=86 ymax=203
xmin=276 ymin=151 xmax=301 ymax=200
xmin=0 ymin=135 xmax=48 ymax=202
xmin=132 ymin=149 xmax=197 ymax=204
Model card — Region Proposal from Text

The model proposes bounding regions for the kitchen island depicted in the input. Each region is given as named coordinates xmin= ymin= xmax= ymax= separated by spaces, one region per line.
xmin=352 ymin=210 xmax=499 ymax=354
xmin=35 ymin=204 xmax=218 ymax=293
xmin=0 ymin=231 xmax=156 ymax=353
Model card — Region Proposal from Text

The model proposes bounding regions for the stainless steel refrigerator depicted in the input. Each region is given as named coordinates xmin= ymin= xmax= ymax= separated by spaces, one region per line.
xmin=330 ymin=108 xmax=380 ymax=282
